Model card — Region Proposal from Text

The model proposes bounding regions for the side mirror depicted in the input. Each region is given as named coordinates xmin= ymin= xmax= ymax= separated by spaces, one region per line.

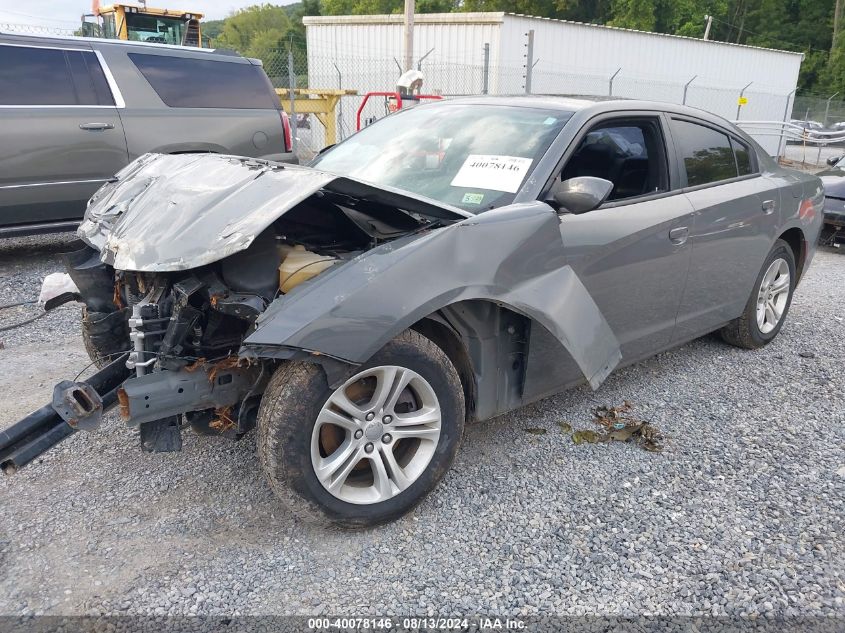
xmin=548 ymin=176 xmax=614 ymax=214
xmin=826 ymin=156 xmax=842 ymax=167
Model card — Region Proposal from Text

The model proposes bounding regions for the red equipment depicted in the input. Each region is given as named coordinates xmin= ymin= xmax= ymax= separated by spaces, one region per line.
xmin=356 ymin=92 xmax=443 ymax=131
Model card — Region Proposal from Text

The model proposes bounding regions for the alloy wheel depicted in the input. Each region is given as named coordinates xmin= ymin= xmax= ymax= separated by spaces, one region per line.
xmin=310 ymin=365 xmax=442 ymax=505
xmin=756 ymin=258 xmax=790 ymax=334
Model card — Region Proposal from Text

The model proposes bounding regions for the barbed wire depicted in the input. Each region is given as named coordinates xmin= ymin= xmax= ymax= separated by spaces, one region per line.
xmin=0 ymin=22 xmax=77 ymax=36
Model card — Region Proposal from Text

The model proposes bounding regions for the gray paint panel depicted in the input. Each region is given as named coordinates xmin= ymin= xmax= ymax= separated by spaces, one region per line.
xmin=243 ymin=201 xmax=622 ymax=390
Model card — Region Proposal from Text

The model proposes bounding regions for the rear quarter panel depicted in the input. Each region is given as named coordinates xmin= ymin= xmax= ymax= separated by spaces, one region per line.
xmin=777 ymin=167 xmax=824 ymax=275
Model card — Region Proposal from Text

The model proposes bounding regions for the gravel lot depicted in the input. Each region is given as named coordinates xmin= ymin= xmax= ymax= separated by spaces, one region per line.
xmin=782 ymin=143 xmax=841 ymax=168
xmin=0 ymin=233 xmax=843 ymax=619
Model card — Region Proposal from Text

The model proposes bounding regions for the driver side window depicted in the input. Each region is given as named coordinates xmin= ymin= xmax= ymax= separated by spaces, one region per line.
xmin=560 ymin=118 xmax=669 ymax=202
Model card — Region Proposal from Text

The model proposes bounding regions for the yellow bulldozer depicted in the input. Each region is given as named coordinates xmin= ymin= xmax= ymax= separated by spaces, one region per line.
xmin=83 ymin=2 xmax=204 ymax=47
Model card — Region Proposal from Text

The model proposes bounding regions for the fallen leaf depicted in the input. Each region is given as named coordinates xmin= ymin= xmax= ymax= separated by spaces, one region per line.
xmin=571 ymin=402 xmax=665 ymax=452
xmin=608 ymin=427 xmax=637 ymax=442
xmin=572 ymin=430 xmax=598 ymax=444
xmin=524 ymin=427 xmax=546 ymax=435
xmin=558 ymin=421 xmax=573 ymax=434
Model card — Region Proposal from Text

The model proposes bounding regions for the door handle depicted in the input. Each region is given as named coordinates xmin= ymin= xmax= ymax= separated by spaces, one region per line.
xmin=762 ymin=199 xmax=776 ymax=215
xmin=669 ymin=226 xmax=689 ymax=245
xmin=79 ymin=122 xmax=115 ymax=131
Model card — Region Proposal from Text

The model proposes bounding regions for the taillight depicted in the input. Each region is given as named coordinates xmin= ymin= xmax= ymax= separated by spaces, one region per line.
xmin=281 ymin=110 xmax=292 ymax=153
xmin=798 ymin=198 xmax=816 ymax=221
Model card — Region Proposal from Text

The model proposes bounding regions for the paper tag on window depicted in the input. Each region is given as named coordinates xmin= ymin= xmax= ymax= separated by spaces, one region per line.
xmin=450 ymin=155 xmax=533 ymax=193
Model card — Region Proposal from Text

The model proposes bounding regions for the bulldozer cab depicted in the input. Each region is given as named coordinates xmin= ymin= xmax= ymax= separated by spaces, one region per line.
xmin=97 ymin=4 xmax=203 ymax=47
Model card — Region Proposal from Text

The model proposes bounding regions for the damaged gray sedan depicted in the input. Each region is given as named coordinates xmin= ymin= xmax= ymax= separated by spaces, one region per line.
xmin=2 ymin=97 xmax=823 ymax=527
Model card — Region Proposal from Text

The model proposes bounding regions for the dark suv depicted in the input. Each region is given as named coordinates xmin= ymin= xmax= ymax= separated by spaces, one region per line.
xmin=0 ymin=32 xmax=295 ymax=236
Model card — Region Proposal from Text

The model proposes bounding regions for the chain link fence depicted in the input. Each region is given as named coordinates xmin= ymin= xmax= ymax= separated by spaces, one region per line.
xmin=264 ymin=47 xmax=796 ymax=162
xmin=792 ymin=93 xmax=845 ymax=127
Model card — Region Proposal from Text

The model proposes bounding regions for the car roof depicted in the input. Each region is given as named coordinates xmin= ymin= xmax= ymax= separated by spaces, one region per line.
xmin=433 ymin=95 xmax=741 ymax=129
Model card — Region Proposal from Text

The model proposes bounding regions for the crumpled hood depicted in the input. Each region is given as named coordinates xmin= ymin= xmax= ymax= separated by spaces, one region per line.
xmin=78 ymin=153 xmax=469 ymax=272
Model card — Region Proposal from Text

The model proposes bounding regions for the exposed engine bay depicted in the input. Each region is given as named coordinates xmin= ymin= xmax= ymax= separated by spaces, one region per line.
xmin=51 ymin=153 xmax=462 ymax=453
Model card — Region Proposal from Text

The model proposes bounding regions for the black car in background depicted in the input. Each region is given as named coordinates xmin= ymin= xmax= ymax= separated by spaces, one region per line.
xmin=818 ymin=155 xmax=845 ymax=245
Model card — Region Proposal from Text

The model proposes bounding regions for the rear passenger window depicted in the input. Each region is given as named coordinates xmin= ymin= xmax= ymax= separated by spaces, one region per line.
xmin=128 ymin=53 xmax=278 ymax=109
xmin=673 ymin=120 xmax=738 ymax=187
xmin=732 ymin=138 xmax=753 ymax=176
xmin=0 ymin=45 xmax=77 ymax=105
xmin=0 ymin=45 xmax=115 ymax=106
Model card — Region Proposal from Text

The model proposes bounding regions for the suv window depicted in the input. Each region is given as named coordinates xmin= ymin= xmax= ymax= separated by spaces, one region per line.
xmin=0 ymin=45 xmax=114 ymax=106
xmin=732 ymin=138 xmax=753 ymax=176
xmin=66 ymin=51 xmax=115 ymax=106
xmin=128 ymin=53 xmax=278 ymax=109
xmin=560 ymin=119 xmax=668 ymax=202
xmin=673 ymin=119 xmax=742 ymax=187
xmin=0 ymin=45 xmax=76 ymax=105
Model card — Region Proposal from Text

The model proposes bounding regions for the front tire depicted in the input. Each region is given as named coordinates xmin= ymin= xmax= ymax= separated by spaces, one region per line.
xmin=81 ymin=308 xmax=129 ymax=369
xmin=720 ymin=239 xmax=796 ymax=349
xmin=257 ymin=330 xmax=465 ymax=528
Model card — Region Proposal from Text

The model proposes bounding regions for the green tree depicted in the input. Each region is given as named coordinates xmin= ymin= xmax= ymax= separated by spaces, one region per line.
xmin=216 ymin=4 xmax=292 ymax=55
xmin=655 ymin=0 xmax=728 ymax=37
xmin=322 ymin=0 xmax=401 ymax=14
xmin=201 ymin=19 xmax=226 ymax=42
xmin=608 ymin=0 xmax=656 ymax=30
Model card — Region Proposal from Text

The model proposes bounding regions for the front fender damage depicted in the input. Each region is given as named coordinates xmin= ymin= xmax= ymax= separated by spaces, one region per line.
xmin=242 ymin=202 xmax=621 ymax=391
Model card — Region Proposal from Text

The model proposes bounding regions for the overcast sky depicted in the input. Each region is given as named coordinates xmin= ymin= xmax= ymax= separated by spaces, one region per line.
xmin=0 ymin=1 xmax=295 ymax=29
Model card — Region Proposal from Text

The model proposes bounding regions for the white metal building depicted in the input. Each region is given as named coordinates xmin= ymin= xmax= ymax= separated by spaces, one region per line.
xmin=303 ymin=12 xmax=804 ymax=155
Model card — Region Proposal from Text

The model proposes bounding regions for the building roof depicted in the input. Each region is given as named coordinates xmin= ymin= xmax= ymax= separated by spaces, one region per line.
xmin=303 ymin=11 xmax=804 ymax=59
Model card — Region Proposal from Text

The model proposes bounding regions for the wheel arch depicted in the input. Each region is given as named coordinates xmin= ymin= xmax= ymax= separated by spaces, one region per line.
xmin=149 ymin=143 xmax=229 ymax=155
xmin=777 ymin=227 xmax=806 ymax=281
xmin=409 ymin=299 xmax=535 ymax=423
xmin=410 ymin=316 xmax=477 ymax=423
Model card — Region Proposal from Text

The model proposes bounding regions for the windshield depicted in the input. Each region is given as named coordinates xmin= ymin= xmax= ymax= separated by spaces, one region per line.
xmin=310 ymin=104 xmax=572 ymax=212
xmin=125 ymin=13 xmax=189 ymax=45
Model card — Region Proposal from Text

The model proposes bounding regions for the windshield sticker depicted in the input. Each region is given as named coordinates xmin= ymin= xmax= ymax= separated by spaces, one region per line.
xmin=450 ymin=155 xmax=533 ymax=193
xmin=543 ymin=117 xmax=557 ymax=125
xmin=462 ymin=192 xmax=484 ymax=205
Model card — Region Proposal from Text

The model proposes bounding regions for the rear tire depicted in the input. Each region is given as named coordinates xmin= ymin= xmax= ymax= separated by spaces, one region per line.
xmin=720 ymin=239 xmax=796 ymax=349
xmin=257 ymin=330 xmax=464 ymax=528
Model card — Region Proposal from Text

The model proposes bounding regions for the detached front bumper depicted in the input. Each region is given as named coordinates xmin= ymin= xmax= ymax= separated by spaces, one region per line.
xmin=0 ymin=354 xmax=129 ymax=474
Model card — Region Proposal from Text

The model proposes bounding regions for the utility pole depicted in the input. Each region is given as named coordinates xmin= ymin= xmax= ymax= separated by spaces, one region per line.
xmin=833 ymin=0 xmax=844 ymax=57
xmin=403 ymin=0 xmax=415 ymax=72
xmin=703 ymin=14 xmax=713 ymax=40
